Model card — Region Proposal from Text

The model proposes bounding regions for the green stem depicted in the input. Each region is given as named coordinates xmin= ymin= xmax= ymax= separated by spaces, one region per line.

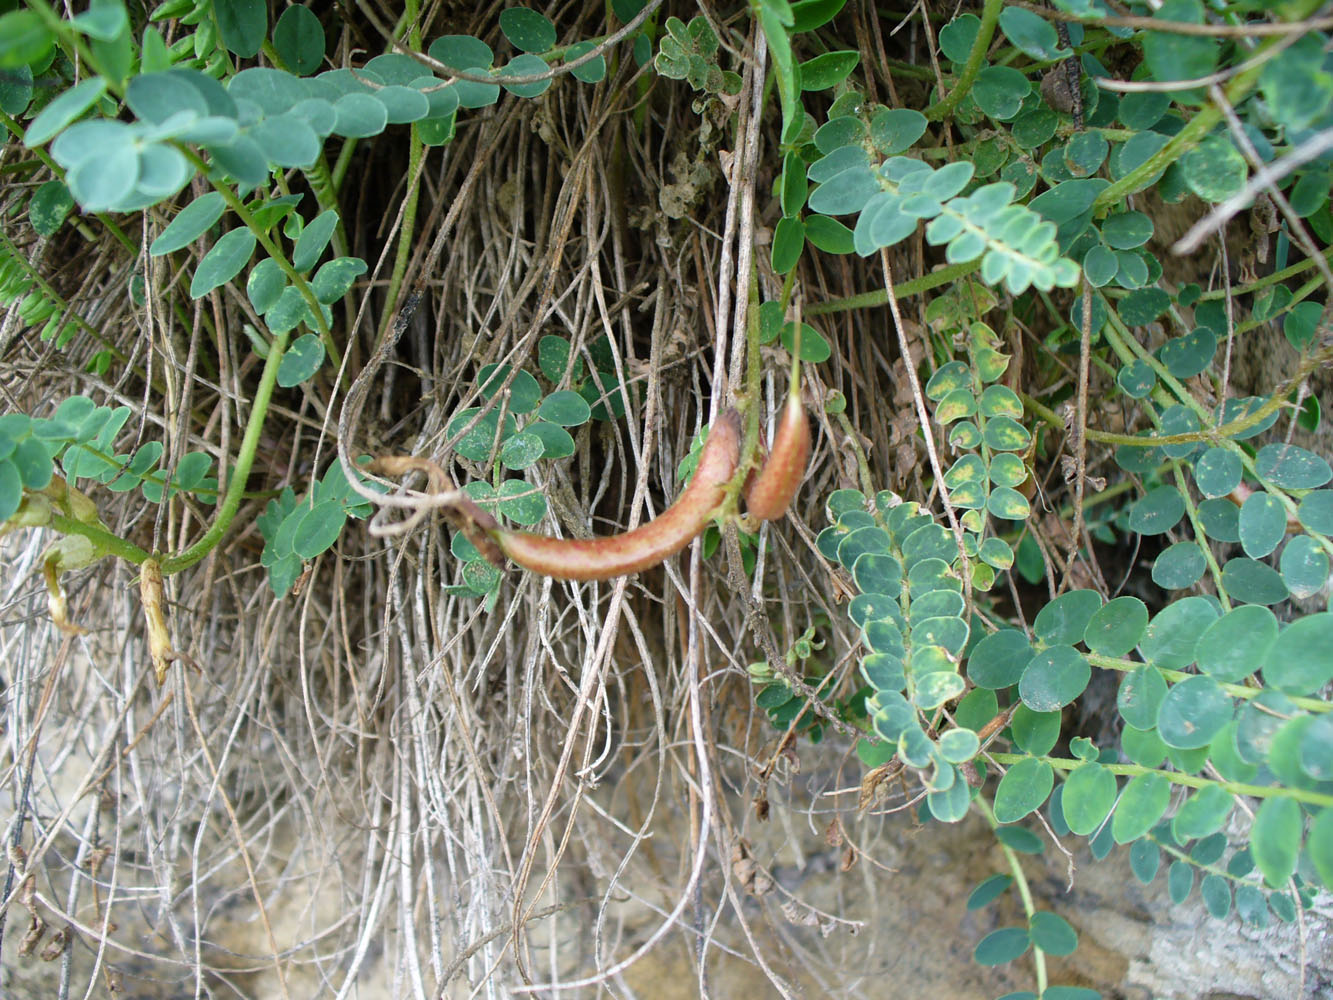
xmin=379 ymin=126 xmax=424 ymax=341
xmin=49 ymin=513 xmax=150 ymax=564
xmin=805 ymin=260 xmax=979 ymax=316
xmin=1090 ymin=48 xmax=1277 ymax=212
xmin=186 ymin=154 xmax=343 ymax=371
xmin=923 ymin=0 xmax=1004 ymax=122
xmin=1196 ymin=245 xmax=1333 ymax=303
xmin=159 ymin=327 xmax=292 ymax=574
xmin=974 ymin=797 xmax=1047 ymax=995
xmin=988 ymin=753 xmax=1333 ymax=808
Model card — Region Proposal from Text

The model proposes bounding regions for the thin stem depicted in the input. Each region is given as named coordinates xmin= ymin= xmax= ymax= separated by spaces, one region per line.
xmin=160 ymin=326 xmax=292 ymax=574
xmin=923 ymin=0 xmax=1004 ymax=122
xmin=48 ymin=513 xmax=150 ymax=565
xmin=988 ymin=753 xmax=1333 ymax=808
xmin=805 ymin=260 xmax=980 ymax=316
xmin=974 ymin=797 xmax=1047 ymax=995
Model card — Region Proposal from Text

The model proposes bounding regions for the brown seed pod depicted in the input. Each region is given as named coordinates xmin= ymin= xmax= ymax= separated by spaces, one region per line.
xmin=471 ymin=409 xmax=742 ymax=581
xmin=745 ymin=337 xmax=810 ymax=521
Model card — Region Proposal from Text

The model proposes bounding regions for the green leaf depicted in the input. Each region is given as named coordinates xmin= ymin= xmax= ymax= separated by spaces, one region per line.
xmin=939 ymin=14 xmax=981 ymax=63
xmin=869 ymin=108 xmax=927 ymax=155
xmin=779 ymin=321 xmax=831 ymax=362
xmin=790 ymin=0 xmax=846 ymax=33
xmin=564 ymin=40 xmax=606 ymax=83
xmin=1129 ymin=838 xmax=1159 ymax=883
xmin=27 ymin=179 xmax=73 ymax=238
xmin=1173 ymin=785 xmax=1234 ymax=842
xmin=803 ymin=214 xmax=854 ymax=254
xmin=1018 ymin=645 xmax=1089 ymax=712
xmin=264 ymin=286 xmax=310 ymax=335
xmin=64 ymin=128 xmax=138 ymax=212
xmin=1028 ymin=911 xmax=1077 ymax=955
xmin=1085 ymin=596 xmax=1148 ymax=657
xmin=1200 ymin=874 xmax=1231 ymax=919
xmin=1152 ymin=542 xmax=1206 ymax=590
xmin=1195 ymin=605 xmax=1276 ymax=683
xmin=1181 ymin=135 xmax=1246 ymax=202
xmin=938 ymin=727 xmax=980 ymax=763
xmin=1198 ymin=498 xmax=1241 ymax=542
xmin=973 ymin=927 xmax=1030 ymax=966
xmin=1251 ymin=797 xmax=1301 ymax=889
xmin=0 ymin=11 xmax=54 ymax=70
xmin=1061 ymin=763 xmax=1116 ymax=836
xmin=1141 ymin=0 xmax=1218 ymax=91
xmin=0 ymin=63 xmax=33 ymax=115
xmin=1034 ymin=589 xmax=1102 ymax=646
xmin=966 ymin=873 xmax=1013 ymax=910
xmin=1064 ymin=131 xmax=1108 ymax=177
xmin=1112 ymin=772 xmax=1169 ymax=844
xmin=771 ymin=216 xmax=804 ymax=273
xmin=799 ymin=50 xmax=858 ymax=91
xmin=498 ymin=431 xmax=543 ymax=470
xmin=497 ymin=478 xmax=547 ymax=524
xmin=277 ymin=333 xmax=325 ymax=387
xmin=23 ymin=77 xmax=108 ymax=147
xmin=332 ymin=92 xmax=389 ymax=136
xmin=190 ymin=229 xmax=256 ymax=298
xmin=1263 ymin=613 xmax=1333 ymax=695
xmin=272 ymin=4 xmax=325 ymax=75
xmin=1010 ymin=705 xmax=1060 ymax=756
xmin=1156 ymin=675 xmax=1232 ymax=750
xmin=499 ymin=7 xmax=557 ymax=53
xmin=1101 ymin=211 xmax=1153 ymax=250
xmin=1084 ymin=245 xmax=1119 ymax=288
xmin=1140 ymin=596 xmax=1218 ymax=668
xmin=1238 ymin=492 xmax=1287 ymax=558
xmin=215 ymin=0 xmax=267 ymax=58
xmin=311 ymin=256 xmax=368 ymax=303
xmin=808 ymin=163 xmax=880 ymax=216
xmin=1281 ymin=535 xmax=1330 ymax=600
xmin=1129 ymin=485 xmax=1184 ymax=536
xmin=247 ymin=258 xmax=286 ymax=313
xmin=288 ymin=499 xmax=345 ymax=559
xmin=498 ymin=54 xmax=551 ymax=98
xmin=1119 ymin=92 xmax=1170 ymax=130
xmin=12 ymin=438 xmax=53 ymax=490
xmin=998 ymin=7 xmax=1068 ymax=60
xmin=250 ymin=113 xmax=321 ymax=167
xmin=974 ymin=65 xmax=1032 ymax=121
xmin=995 ymin=825 xmax=1043 ymax=855
xmin=448 ymin=408 xmax=516 ymax=463
xmin=1257 ymin=443 xmax=1332 ymax=490
xmin=1159 ymin=327 xmax=1216 ymax=378
xmin=1284 ymin=300 xmax=1326 ymax=351
xmin=0 ymin=458 xmax=20 ymax=520
xmin=1298 ymin=490 xmax=1333 ymax=534
xmin=169 ymin=451 xmax=212 ymax=492
xmin=994 ymin=756 xmax=1054 ymax=823
xmin=292 ymin=209 xmax=339 ymax=270
xmin=966 ymin=628 xmax=1032 ymax=689
xmin=1309 ymin=808 xmax=1333 ymax=890
xmin=1221 ymin=557 xmax=1289 ymax=606
xmin=1167 ymin=860 xmax=1194 ymax=904
xmin=428 ymin=35 xmax=493 ymax=71
xmin=477 ymin=364 xmax=541 ymax=415
xmin=537 ymin=390 xmax=592 ymax=427
xmin=1193 ymin=446 xmax=1242 ymax=498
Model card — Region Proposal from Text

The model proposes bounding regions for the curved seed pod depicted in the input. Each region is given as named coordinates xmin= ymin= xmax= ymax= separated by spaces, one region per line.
xmin=470 ymin=409 xmax=742 ymax=581
xmin=745 ymin=341 xmax=810 ymax=520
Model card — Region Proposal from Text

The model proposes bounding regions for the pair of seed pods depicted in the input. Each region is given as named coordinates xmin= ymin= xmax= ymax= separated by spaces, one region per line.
xmin=449 ymin=381 xmax=810 ymax=582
